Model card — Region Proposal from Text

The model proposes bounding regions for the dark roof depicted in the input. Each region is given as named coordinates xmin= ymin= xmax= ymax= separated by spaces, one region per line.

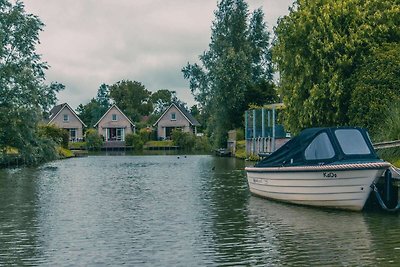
xmin=48 ymin=103 xmax=87 ymax=127
xmin=49 ymin=103 xmax=65 ymax=120
xmin=175 ymin=103 xmax=201 ymax=126
xmin=255 ymin=127 xmax=381 ymax=168
xmin=153 ymin=103 xmax=201 ymax=127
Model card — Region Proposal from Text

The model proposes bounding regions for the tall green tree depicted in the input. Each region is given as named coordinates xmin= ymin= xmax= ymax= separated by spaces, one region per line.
xmin=182 ymin=0 xmax=275 ymax=146
xmin=349 ymin=43 xmax=400 ymax=135
xmin=150 ymin=89 xmax=185 ymax=114
xmin=76 ymin=98 xmax=102 ymax=127
xmin=96 ymin=83 xmax=110 ymax=109
xmin=273 ymin=0 xmax=400 ymax=134
xmin=109 ymin=80 xmax=152 ymax=122
xmin=0 ymin=0 xmax=63 ymax=165
xmin=76 ymin=83 xmax=111 ymax=127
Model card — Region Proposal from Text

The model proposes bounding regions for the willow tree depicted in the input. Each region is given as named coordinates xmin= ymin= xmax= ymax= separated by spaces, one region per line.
xmin=183 ymin=0 xmax=275 ymax=146
xmin=273 ymin=0 xmax=400 ymax=134
xmin=0 ymin=0 xmax=63 ymax=165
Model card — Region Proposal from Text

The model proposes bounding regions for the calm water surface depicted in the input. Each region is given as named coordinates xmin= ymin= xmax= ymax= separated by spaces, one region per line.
xmin=1 ymin=155 xmax=400 ymax=266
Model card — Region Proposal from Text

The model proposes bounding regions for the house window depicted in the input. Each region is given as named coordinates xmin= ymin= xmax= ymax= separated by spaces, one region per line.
xmin=171 ymin=113 xmax=176 ymax=121
xmin=63 ymin=114 xmax=69 ymax=122
xmin=112 ymin=114 xmax=117 ymax=121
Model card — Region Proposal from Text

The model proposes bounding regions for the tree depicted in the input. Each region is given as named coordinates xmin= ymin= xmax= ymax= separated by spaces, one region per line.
xmin=273 ymin=0 xmax=400 ymax=134
xmin=182 ymin=0 xmax=275 ymax=146
xmin=96 ymin=83 xmax=111 ymax=108
xmin=76 ymin=98 xmax=102 ymax=127
xmin=348 ymin=43 xmax=400 ymax=135
xmin=150 ymin=89 xmax=186 ymax=114
xmin=109 ymin=80 xmax=152 ymax=122
xmin=76 ymin=83 xmax=111 ymax=127
xmin=85 ymin=129 xmax=103 ymax=150
xmin=0 ymin=1 xmax=63 ymax=165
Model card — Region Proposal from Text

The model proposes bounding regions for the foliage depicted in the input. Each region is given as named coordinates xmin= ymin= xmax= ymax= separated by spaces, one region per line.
xmin=0 ymin=1 xmax=63 ymax=165
xmin=85 ymin=129 xmax=103 ymax=150
xmin=235 ymin=140 xmax=246 ymax=159
xmin=182 ymin=0 xmax=275 ymax=147
xmin=349 ymin=43 xmax=400 ymax=134
xmin=377 ymin=147 xmax=400 ymax=167
xmin=193 ymin=136 xmax=212 ymax=152
xmin=96 ymin=83 xmax=111 ymax=108
xmin=138 ymin=128 xmax=152 ymax=143
xmin=372 ymin=102 xmax=400 ymax=167
xmin=394 ymin=159 xmax=400 ymax=168
xmin=377 ymin=103 xmax=400 ymax=142
xmin=38 ymin=124 xmax=69 ymax=148
xmin=68 ymin=141 xmax=86 ymax=150
xmin=145 ymin=140 xmax=174 ymax=147
xmin=273 ymin=0 xmax=400 ymax=134
xmin=56 ymin=147 xmax=74 ymax=158
xmin=125 ymin=133 xmax=144 ymax=150
xmin=76 ymin=84 xmax=111 ymax=127
xmin=235 ymin=128 xmax=244 ymax=141
xmin=171 ymin=130 xmax=195 ymax=150
xmin=150 ymin=89 xmax=186 ymax=115
xmin=109 ymin=80 xmax=152 ymax=122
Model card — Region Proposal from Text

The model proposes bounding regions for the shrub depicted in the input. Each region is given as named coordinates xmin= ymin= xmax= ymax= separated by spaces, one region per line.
xmin=171 ymin=130 xmax=195 ymax=150
xmin=85 ymin=128 xmax=103 ymax=150
xmin=38 ymin=124 xmax=69 ymax=148
xmin=235 ymin=140 xmax=246 ymax=159
xmin=236 ymin=128 xmax=244 ymax=141
xmin=194 ymin=136 xmax=211 ymax=152
xmin=69 ymin=141 xmax=86 ymax=150
xmin=373 ymin=103 xmax=400 ymax=166
xmin=373 ymin=103 xmax=400 ymax=142
xmin=139 ymin=128 xmax=152 ymax=143
xmin=125 ymin=133 xmax=144 ymax=150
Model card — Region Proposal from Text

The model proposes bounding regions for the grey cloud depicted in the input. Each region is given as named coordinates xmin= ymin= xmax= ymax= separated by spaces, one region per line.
xmin=25 ymin=0 xmax=294 ymax=109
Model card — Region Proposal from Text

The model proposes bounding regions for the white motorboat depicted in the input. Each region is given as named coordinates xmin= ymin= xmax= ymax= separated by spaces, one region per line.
xmin=246 ymin=127 xmax=393 ymax=211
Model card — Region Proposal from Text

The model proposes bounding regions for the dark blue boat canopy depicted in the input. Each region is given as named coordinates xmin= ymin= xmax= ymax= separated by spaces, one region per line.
xmin=255 ymin=127 xmax=381 ymax=167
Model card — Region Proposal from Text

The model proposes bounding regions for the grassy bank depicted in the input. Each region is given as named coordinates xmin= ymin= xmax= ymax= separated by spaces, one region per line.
xmin=57 ymin=147 xmax=75 ymax=158
xmin=377 ymin=147 xmax=400 ymax=167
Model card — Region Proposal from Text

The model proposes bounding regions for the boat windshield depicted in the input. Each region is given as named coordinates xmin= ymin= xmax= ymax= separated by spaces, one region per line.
xmin=304 ymin=132 xmax=335 ymax=160
xmin=335 ymin=129 xmax=371 ymax=155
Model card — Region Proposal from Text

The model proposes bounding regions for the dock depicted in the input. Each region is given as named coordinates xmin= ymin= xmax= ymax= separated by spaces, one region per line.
xmin=373 ymin=140 xmax=400 ymax=149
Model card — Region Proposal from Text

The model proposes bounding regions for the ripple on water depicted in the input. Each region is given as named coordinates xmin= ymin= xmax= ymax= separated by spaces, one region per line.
xmin=1 ymin=155 xmax=400 ymax=266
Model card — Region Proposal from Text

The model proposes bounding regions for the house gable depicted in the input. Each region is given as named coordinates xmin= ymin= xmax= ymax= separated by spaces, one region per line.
xmin=94 ymin=104 xmax=135 ymax=128
xmin=48 ymin=103 xmax=87 ymax=128
xmin=153 ymin=103 xmax=200 ymax=127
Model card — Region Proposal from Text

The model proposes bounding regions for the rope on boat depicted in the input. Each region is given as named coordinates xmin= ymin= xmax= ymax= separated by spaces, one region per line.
xmin=371 ymin=182 xmax=400 ymax=212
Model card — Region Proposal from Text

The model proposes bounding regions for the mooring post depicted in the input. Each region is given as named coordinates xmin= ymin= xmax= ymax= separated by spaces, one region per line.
xmin=261 ymin=108 xmax=265 ymax=152
xmin=245 ymin=110 xmax=248 ymax=140
xmin=253 ymin=109 xmax=256 ymax=155
xmin=245 ymin=111 xmax=248 ymax=156
xmin=385 ymin=169 xmax=392 ymax=203
xmin=272 ymin=107 xmax=276 ymax=152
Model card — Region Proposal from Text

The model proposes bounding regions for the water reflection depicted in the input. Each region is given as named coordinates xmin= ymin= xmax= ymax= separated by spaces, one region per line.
xmin=0 ymin=168 xmax=43 ymax=265
xmin=1 ymin=156 xmax=400 ymax=266
xmin=247 ymin=197 xmax=376 ymax=266
xmin=199 ymin=157 xmax=251 ymax=265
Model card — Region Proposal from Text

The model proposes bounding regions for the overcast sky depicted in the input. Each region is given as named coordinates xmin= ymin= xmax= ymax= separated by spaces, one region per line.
xmin=23 ymin=0 xmax=294 ymax=110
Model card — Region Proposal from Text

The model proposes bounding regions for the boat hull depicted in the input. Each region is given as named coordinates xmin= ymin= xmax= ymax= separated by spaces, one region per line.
xmin=246 ymin=162 xmax=390 ymax=211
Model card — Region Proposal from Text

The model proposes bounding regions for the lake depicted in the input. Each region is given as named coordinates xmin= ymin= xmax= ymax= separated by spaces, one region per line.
xmin=1 ymin=155 xmax=400 ymax=266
